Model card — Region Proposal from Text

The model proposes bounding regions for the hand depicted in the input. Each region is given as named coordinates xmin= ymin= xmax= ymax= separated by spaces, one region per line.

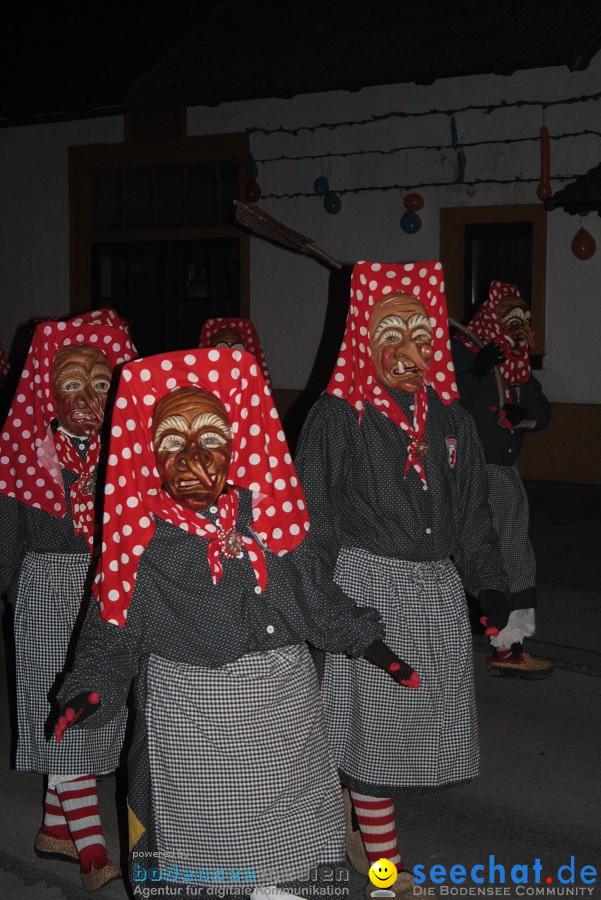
xmin=500 ymin=403 xmax=528 ymax=427
xmin=363 ymin=639 xmax=420 ymax=689
xmin=54 ymin=691 xmax=101 ymax=744
xmin=470 ymin=343 xmax=505 ymax=380
xmin=477 ymin=590 xmax=511 ymax=636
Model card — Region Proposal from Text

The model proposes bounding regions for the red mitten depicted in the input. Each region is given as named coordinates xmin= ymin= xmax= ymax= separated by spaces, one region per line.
xmin=363 ymin=639 xmax=420 ymax=689
xmin=54 ymin=691 xmax=101 ymax=744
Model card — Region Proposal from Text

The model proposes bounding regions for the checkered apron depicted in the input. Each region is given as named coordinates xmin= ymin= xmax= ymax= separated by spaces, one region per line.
xmin=13 ymin=551 xmax=128 ymax=773
xmin=144 ymin=644 xmax=344 ymax=885
xmin=486 ymin=463 xmax=536 ymax=594
xmin=321 ymin=548 xmax=478 ymax=794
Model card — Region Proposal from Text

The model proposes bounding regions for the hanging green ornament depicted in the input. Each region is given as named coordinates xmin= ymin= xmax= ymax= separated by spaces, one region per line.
xmin=455 ymin=149 xmax=466 ymax=184
xmin=246 ymin=154 xmax=259 ymax=181
xmin=324 ymin=192 xmax=341 ymax=214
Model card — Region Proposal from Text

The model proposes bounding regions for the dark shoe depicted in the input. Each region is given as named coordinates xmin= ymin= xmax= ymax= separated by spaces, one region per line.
xmin=34 ymin=829 xmax=79 ymax=864
xmin=81 ymin=859 xmax=121 ymax=893
xmin=344 ymin=787 xmax=370 ymax=875
xmin=487 ymin=648 xmax=554 ymax=680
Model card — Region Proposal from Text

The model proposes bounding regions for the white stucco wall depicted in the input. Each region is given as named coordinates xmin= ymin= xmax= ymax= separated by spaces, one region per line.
xmin=1 ymin=55 xmax=600 ymax=402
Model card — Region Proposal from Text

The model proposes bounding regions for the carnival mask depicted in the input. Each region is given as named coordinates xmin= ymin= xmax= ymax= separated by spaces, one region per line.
xmin=209 ymin=327 xmax=246 ymax=351
xmin=52 ymin=346 xmax=112 ymax=437
xmin=496 ymin=295 xmax=535 ymax=355
xmin=152 ymin=387 xmax=232 ymax=511
xmin=369 ymin=293 xmax=433 ymax=393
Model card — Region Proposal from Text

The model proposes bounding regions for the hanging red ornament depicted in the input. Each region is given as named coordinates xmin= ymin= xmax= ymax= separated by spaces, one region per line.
xmin=571 ymin=227 xmax=596 ymax=260
xmin=404 ymin=193 xmax=424 ymax=212
xmin=536 ymin=126 xmax=552 ymax=201
xmin=244 ymin=180 xmax=262 ymax=202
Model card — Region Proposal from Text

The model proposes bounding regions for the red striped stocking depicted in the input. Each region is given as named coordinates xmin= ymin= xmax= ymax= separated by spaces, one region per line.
xmin=55 ymin=776 xmax=108 ymax=874
xmin=349 ymin=790 xmax=402 ymax=867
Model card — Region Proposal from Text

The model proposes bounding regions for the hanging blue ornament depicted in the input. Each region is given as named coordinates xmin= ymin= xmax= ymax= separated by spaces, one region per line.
xmin=450 ymin=116 xmax=459 ymax=148
xmin=400 ymin=211 xmax=421 ymax=234
xmin=324 ymin=192 xmax=341 ymax=214
xmin=313 ymin=176 xmax=329 ymax=196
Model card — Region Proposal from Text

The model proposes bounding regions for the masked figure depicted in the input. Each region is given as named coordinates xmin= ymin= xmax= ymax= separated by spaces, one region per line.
xmin=0 ymin=308 xmax=136 ymax=892
xmin=452 ymin=280 xmax=553 ymax=678
xmin=199 ymin=316 xmax=273 ymax=389
xmin=294 ymin=260 xmax=510 ymax=899
xmin=54 ymin=348 xmax=418 ymax=895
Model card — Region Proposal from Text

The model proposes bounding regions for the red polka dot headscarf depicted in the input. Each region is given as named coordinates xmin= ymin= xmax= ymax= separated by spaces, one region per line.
xmin=94 ymin=348 xmax=309 ymax=626
xmin=325 ymin=260 xmax=459 ymax=483
xmin=0 ymin=309 xmax=137 ymax=548
xmin=455 ymin=281 xmax=531 ymax=386
xmin=199 ymin=317 xmax=273 ymax=390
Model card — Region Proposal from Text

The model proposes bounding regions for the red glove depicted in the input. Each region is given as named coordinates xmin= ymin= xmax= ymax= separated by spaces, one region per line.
xmin=54 ymin=691 xmax=101 ymax=744
xmin=363 ymin=639 xmax=420 ymax=689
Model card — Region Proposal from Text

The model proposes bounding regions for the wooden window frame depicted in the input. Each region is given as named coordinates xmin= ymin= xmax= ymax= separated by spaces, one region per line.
xmin=69 ymin=133 xmax=250 ymax=317
xmin=440 ymin=204 xmax=547 ymax=359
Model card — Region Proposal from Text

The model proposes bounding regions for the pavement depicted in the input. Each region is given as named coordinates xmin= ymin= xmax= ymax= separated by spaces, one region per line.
xmin=0 ymin=480 xmax=599 ymax=900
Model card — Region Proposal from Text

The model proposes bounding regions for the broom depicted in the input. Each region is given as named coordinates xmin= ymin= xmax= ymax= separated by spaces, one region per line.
xmin=234 ymin=201 xmax=534 ymax=428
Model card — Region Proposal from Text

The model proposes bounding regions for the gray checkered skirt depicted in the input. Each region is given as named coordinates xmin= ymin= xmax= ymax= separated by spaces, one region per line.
xmin=321 ymin=548 xmax=478 ymax=796
xmin=144 ymin=644 xmax=344 ymax=886
xmin=486 ymin=463 xmax=536 ymax=594
xmin=13 ymin=551 xmax=128 ymax=774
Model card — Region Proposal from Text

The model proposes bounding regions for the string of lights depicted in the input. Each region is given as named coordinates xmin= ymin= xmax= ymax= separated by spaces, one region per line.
xmin=260 ymin=174 xmax=578 ymax=200
xmin=254 ymin=129 xmax=601 ymax=164
xmin=246 ymin=92 xmax=601 ymax=138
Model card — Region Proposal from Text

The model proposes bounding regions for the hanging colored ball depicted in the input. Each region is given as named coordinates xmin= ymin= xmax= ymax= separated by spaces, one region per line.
xmin=313 ymin=176 xmax=330 ymax=196
xmin=571 ymin=227 xmax=596 ymax=260
xmin=246 ymin=155 xmax=259 ymax=180
xmin=404 ymin=193 xmax=424 ymax=212
xmin=244 ymin=180 xmax=261 ymax=202
xmin=324 ymin=192 xmax=341 ymax=214
xmin=400 ymin=211 xmax=422 ymax=234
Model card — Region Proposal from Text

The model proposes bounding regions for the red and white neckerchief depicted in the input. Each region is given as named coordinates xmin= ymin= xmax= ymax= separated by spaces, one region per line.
xmin=454 ymin=281 xmax=531 ymax=389
xmin=0 ymin=341 xmax=9 ymax=377
xmin=199 ymin=317 xmax=273 ymax=390
xmin=325 ymin=260 xmax=459 ymax=485
xmin=94 ymin=348 xmax=309 ymax=626
xmin=0 ymin=309 xmax=137 ymax=551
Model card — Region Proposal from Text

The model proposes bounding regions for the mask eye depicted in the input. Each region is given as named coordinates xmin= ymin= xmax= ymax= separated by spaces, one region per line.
xmin=214 ymin=341 xmax=229 ymax=348
xmin=92 ymin=377 xmax=111 ymax=394
xmin=380 ymin=329 xmax=404 ymax=344
xmin=412 ymin=328 xmax=432 ymax=344
xmin=61 ymin=378 xmax=84 ymax=393
xmin=199 ymin=431 xmax=226 ymax=449
xmin=158 ymin=434 xmax=185 ymax=453
xmin=232 ymin=342 xmax=245 ymax=351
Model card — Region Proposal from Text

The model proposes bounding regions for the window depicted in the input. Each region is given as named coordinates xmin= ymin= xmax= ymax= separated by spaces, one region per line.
xmin=440 ymin=204 xmax=547 ymax=363
xmin=69 ymin=134 xmax=250 ymax=357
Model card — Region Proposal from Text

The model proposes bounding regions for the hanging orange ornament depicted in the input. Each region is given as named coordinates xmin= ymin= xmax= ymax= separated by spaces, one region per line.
xmin=571 ymin=227 xmax=596 ymax=260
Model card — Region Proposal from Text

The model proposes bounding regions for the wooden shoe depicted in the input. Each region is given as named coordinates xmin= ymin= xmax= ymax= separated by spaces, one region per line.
xmin=34 ymin=829 xmax=79 ymax=864
xmin=487 ymin=649 xmax=554 ymax=680
xmin=81 ymin=859 xmax=121 ymax=893
xmin=343 ymin=787 xmax=369 ymax=875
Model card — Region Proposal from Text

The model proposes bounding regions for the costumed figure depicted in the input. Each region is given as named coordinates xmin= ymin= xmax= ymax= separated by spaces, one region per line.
xmin=0 ymin=308 xmax=137 ymax=892
xmin=199 ymin=316 xmax=273 ymax=390
xmin=54 ymin=347 xmax=419 ymax=897
xmin=294 ymin=260 xmax=510 ymax=899
xmin=452 ymin=280 xmax=553 ymax=678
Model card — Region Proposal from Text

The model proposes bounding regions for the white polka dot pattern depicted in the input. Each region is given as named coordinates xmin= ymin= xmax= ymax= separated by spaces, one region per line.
xmin=0 ymin=309 xmax=137 ymax=533
xmin=94 ymin=348 xmax=309 ymax=627
xmin=199 ymin=317 xmax=273 ymax=390
xmin=324 ymin=260 xmax=459 ymax=484
xmin=455 ymin=281 xmax=531 ymax=387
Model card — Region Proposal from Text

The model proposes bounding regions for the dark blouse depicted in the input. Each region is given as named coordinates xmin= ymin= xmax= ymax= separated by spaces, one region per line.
xmin=58 ymin=488 xmax=384 ymax=724
xmin=294 ymin=389 xmax=508 ymax=599
xmin=452 ymin=342 xmax=552 ymax=466
xmin=0 ymin=436 xmax=91 ymax=598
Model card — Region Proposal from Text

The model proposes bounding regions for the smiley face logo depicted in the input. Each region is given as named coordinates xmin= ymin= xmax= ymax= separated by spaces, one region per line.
xmin=368 ymin=858 xmax=398 ymax=889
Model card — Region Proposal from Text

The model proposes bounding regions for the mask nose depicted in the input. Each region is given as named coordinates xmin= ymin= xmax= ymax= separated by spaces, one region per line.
xmin=178 ymin=446 xmax=214 ymax=489
xmin=396 ymin=339 xmax=429 ymax=372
